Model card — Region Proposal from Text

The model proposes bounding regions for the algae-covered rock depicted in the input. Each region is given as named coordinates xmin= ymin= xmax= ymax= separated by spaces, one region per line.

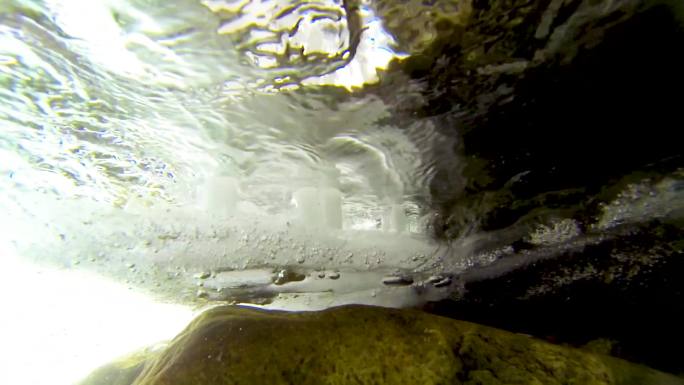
xmin=79 ymin=345 xmax=164 ymax=385
xmin=371 ymin=0 xmax=472 ymax=55
xmin=122 ymin=305 xmax=682 ymax=385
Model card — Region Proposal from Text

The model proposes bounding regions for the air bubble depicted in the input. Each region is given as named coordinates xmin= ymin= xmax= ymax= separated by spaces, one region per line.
xmin=428 ymin=275 xmax=452 ymax=288
xmin=194 ymin=271 xmax=211 ymax=280
xmin=382 ymin=276 xmax=413 ymax=286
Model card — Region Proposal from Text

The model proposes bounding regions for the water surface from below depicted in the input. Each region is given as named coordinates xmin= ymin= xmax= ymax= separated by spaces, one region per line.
xmin=1 ymin=0 xmax=466 ymax=306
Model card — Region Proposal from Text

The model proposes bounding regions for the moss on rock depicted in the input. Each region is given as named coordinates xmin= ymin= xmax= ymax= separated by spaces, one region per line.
xmin=114 ymin=305 xmax=684 ymax=385
xmin=79 ymin=345 xmax=163 ymax=385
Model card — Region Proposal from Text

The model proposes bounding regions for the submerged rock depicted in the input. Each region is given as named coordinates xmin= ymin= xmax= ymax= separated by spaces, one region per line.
xmin=368 ymin=0 xmax=684 ymax=373
xmin=426 ymin=221 xmax=684 ymax=374
xmin=79 ymin=345 xmax=163 ymax=385
xmin=83 ymin=305 xmax=683 ymax=385
xmin=376 ymin=0 xmax=684 ymax=242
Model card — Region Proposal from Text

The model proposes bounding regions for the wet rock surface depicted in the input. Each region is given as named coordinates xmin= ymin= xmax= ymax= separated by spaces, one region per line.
xmin=374 ymin=0 xmax=684 ymax=241
xmin=80 ymin=305 xmax=683 ymax=385
xmin=78 ymin=346 xmax=163 ymax=385
xmin=366 ymin=0 xmax=684 ymax=375
xmin=426 ymin=221 xmax=684 ymax=375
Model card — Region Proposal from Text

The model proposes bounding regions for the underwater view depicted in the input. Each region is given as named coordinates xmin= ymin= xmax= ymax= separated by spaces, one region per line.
xmin=1 ymin=0 xmax=683 ymax=384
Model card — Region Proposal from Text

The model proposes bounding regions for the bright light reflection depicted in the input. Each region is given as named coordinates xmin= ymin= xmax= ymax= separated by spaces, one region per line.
xmin=304 ymin=3 xmax=407 ymax=90
xmin=45 ymin=0 xmax=148 ymax=77
xmin=0 ymin=244 xmax=194 ymax=385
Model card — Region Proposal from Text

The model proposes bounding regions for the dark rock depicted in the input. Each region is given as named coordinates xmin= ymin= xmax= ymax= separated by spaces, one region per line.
xmin=366 ymin=1 xmax=684 ymax=374
xmin=372 ymin=0 xmax=684 ymax=241
xmin=425 ymin=222 xmax=684 ymax=374
xmin=78 ymin=345 xmax=162 ymax=385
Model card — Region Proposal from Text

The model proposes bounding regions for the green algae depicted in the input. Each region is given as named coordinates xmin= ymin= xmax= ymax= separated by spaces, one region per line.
xmin=94 ymin=305 xmax=684 ymax=385
xmin=79 ymin=345 xmax=164 ymax=385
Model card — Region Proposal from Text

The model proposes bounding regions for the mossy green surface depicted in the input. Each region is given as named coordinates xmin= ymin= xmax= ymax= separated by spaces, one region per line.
xmin=79 ymin=345 xmax=163 ymax=385
xmin=120 ymin=305 xmax=683 ymax=385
